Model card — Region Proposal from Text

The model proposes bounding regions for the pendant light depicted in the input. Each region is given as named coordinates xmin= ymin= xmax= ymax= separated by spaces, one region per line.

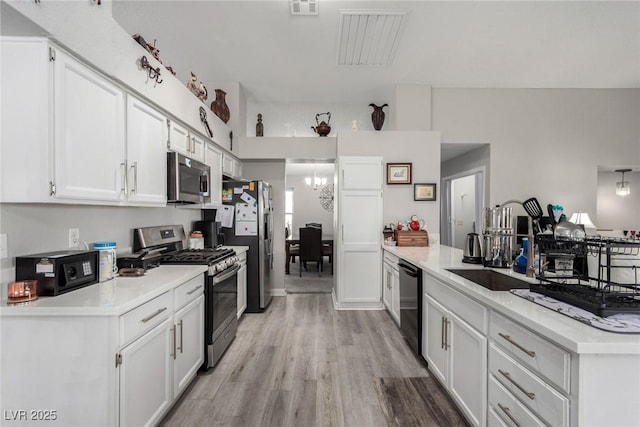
xmin=615 ymin=169 xmax=631 ymax=197
xmin=305 ymin=164 xmax=327 ymax=190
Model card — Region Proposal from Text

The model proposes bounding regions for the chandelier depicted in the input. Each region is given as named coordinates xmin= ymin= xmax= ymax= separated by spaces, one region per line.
xmin=305 ymin=165 xmax=327 ymax=190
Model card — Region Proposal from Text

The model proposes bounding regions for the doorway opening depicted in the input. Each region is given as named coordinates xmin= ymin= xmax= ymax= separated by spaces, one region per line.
xmin=442 ymin=168 xmax=485 ymax=250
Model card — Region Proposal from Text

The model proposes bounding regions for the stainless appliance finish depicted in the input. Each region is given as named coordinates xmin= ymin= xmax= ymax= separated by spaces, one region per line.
xmin=462 ymin=232 xmax=483 ymax=264
xmin=211 ymin=180 xmax=273 ymax=312
xmin=398 ymin=260 xmax=422 ymax=356
xmin=167 ymin=151 xmax=210 ymax=204
xmin=133 ymin=225 xmax=239 ymax=370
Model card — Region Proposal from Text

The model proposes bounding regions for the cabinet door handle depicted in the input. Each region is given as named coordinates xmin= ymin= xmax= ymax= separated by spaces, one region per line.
xmin=140 ymin=307 xmax=167 ymax=323
xmin=186 ymin=285 xmax=201 ymax=295
xmin=498 ymin=369 xmax=536 ymax=400
xmin=441 ymin=316 xmax=446 ymax=349
xmin=120 ymin=161 xmax=127 ymax=194
xmin=178 ymin=320 xmax=184 ymax=354
xmin=498 ymin=333 xmax=536 ymax=358
xmin=130 ymin=161 xmax=138 ymax=193
xmin=171 ymin=325 xmax=177 ymax=360
xmin=497 ymin=403 xmax=521 ymax=427
xmin=444 ymin=317 xmax=450 ymax=350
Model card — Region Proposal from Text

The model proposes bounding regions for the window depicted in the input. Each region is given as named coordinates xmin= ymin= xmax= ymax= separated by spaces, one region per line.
xmin=285 ymin=187 xmax=294 ymax=236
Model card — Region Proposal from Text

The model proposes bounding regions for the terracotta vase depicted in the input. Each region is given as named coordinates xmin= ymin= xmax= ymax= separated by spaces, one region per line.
xmin=369 ymin=103 xmax=388 ymax=131
xmin=210 ymin=89 xmax=230 ymax=124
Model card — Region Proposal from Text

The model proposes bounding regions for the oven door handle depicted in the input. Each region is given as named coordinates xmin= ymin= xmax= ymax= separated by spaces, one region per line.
xmin=212 ymin=264 xmax=241 ymax=284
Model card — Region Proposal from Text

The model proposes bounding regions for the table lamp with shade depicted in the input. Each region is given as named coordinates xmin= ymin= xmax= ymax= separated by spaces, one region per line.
xmin=569 ymin=211 xmax=597 ymax=235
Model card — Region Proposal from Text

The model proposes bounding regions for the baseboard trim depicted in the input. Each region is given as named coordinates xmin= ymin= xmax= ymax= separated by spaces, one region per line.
xmin=331 ymin=290 xmax=384 ymax=310
xmin=271 ymin=288 xmax=287 ymax=297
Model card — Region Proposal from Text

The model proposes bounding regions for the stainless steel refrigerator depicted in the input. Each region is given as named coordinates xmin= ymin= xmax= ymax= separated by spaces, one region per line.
xmin=206 ymin=180 xmax=273 ymax=312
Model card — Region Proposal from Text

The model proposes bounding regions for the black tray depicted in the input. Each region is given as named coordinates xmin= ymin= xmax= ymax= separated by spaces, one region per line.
xmin=529 ymin=282 xmax=640 ymax=317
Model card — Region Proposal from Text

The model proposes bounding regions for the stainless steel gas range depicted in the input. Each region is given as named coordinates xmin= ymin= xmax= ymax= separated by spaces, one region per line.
xmin=133 ymin=225 xmax=239 ymax=370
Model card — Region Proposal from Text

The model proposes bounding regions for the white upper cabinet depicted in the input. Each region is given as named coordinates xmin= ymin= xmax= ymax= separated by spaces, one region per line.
xmin=340 ymin=157 xmax=383 ymax=190
xmin=167 ymin=119 xmax=205 ymax=163
xmin=204 ymin=142 xmax=223 ymax=206
xmin=126 ymin=95 xmax=168 ymax=205
xmin=222 ymin=153 xmax=242 ymax=179
xmin=53 ymin=46 xmax=127 ymax=202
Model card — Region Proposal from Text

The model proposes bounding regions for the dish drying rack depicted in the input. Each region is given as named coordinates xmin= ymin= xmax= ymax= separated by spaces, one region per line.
xmin=532 ymin=235 xmax=640 ymax=317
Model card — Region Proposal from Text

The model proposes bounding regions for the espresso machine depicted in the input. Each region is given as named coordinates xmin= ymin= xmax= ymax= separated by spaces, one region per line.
xmin=483 ymin=205 xmax=514 ymax=268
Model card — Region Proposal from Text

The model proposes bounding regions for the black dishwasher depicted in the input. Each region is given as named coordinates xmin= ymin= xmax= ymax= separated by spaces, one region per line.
xmin=398 ymin=261 xmax=422 ymax=356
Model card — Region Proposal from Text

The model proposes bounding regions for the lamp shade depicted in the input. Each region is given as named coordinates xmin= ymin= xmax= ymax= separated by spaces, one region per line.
xmin=569 ymin=212 xmax=597 ymax=235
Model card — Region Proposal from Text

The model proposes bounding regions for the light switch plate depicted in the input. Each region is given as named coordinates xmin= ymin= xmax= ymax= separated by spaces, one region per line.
xmin=0 ymin=234 xmax=7 ymax=259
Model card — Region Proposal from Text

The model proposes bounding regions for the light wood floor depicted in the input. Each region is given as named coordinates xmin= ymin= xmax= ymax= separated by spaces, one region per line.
xmin=160 ymin=294 xmax=468 ymax=427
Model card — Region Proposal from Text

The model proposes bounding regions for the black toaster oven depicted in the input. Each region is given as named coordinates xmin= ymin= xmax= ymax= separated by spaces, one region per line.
xmin=15 ymin=250 xmax=99 ymax=296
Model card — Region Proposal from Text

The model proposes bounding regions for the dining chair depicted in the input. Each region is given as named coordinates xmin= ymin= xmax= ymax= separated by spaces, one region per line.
xmin=299 ymin=226 xmax=323 ymax=277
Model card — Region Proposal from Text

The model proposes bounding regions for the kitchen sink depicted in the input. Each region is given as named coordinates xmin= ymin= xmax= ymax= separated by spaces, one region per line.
xmin=446 ymin=269 xmax=530 ymax=291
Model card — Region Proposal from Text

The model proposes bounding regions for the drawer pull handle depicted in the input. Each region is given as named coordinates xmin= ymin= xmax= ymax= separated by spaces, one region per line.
xmin=498 ymin=369 xmax=536 ymax=400
xmin=498 ymin=333 xmax=536 ymax=358
xmin=140 ymin=307 xmax=168 ymax=323
xmin=497 ymin=403 xmax=521 ymax=427
xmin=186 ymin=286 xmax=201 ymax=295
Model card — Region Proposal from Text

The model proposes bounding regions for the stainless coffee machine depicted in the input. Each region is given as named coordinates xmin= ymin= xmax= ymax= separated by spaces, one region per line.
xmin=483 ymin=205 xmax=514 ymax=268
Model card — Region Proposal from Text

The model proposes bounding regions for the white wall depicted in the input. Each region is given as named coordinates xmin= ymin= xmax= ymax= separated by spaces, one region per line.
xmin=452 ymin=174 xmax=477 ymax=249
xmin=285 ymin=173 xmax=335 ymax=237
xmin=0 ymin=204 xmax=200 ymax=298
xmin=432 ymin=89 xmax=640 ymax=220
xmin=337 ymin=131 xmax=441 ymax=243
xmin=597 ymin=170 xmax=640 ymax=231
xmin=241 ymin=161 xmax=286 ymax=293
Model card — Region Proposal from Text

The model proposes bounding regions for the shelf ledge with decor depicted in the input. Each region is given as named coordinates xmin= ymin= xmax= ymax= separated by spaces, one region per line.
xmin=237 ymin=136 xmax=337 ymax=160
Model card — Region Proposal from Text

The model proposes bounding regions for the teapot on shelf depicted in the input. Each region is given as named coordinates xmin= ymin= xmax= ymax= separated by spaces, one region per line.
xmin=311 ymin=112 xmax=331 ymax=137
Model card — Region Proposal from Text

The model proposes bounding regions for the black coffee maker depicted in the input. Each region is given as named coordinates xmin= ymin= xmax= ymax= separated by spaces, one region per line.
xmin=193 ymin=220 xmax=223 ymax=248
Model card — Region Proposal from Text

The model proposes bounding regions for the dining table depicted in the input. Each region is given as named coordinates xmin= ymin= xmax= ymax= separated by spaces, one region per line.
xmin=285 ymin=234 xmax=334 ymax=275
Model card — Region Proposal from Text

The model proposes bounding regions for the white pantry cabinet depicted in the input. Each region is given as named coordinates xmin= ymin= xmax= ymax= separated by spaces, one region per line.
xmin=167 ymin=119 xmax=205 ymax=163
xmin=423 ymin=273 xmax=488 ymax=427
xmin=334 ymin=156 xmax=383 ymax=309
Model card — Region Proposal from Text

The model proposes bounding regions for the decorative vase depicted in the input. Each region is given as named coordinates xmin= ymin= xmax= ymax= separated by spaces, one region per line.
xmin=210 ymin=89 xmax=230 ymax=124
xmin=256 ymin=113 xmax=264 ymax=137
xmin=369 ymin=103 xmax=388 ymax=131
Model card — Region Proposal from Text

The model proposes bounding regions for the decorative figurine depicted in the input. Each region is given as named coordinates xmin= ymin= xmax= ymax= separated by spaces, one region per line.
xmin=351 ymin=120 xmax=359 ymax=131
xmin=197 ymin=81 xmax=208 ymax=102
xmin=256 ymin=114 xmax=264 ymax=137
xmin=187 ymin=72 xmax=199 ymax=97
xmin=369 ymin=103 xmax=388 ymax=131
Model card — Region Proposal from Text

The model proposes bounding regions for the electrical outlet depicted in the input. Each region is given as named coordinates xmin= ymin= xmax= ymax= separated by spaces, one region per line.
xmin=0 ymin=234 xmax=7 ymax=259
xmin=68 ymin=228 xmax=80 ymax=248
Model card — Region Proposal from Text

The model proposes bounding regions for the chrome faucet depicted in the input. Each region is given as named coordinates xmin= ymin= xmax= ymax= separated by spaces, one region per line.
xmin=498 ymin=199 xmax=535 ymax=278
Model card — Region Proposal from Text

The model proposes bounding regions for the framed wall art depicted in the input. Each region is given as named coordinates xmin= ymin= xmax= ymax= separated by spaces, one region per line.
xmin=414 ymin=183 xmax=436 ymax=201
xmin=386 ymin=163 xmax=412 ymax=185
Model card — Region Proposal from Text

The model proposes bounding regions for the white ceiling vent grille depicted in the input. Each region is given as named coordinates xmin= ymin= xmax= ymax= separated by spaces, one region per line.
xmin=291 ymin=0 xmax=318 ymax=16
xmin=338 ymin=10 xmax=406 ymax=66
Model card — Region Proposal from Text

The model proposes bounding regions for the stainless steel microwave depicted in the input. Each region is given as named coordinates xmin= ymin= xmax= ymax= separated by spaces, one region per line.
xmin=167 ymin=151 xmax=210 ymax=204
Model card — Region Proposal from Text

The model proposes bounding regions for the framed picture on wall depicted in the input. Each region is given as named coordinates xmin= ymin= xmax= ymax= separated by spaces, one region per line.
xmin=386 ymin=163 xmax=412 ymax=184
xmin=414 ymin=183 xmax=436 ymax=201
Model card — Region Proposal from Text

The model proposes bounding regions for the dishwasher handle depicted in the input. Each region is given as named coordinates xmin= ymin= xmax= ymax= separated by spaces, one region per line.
xmin=398 ymin=261 xmax=420 ymax=277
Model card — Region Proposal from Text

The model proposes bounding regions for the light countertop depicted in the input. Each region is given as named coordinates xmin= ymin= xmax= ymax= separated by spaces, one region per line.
xmin=0 ymin=265 xmax=207 ymax=317
xmin=383 ymin=244 xmax=640 ymax=354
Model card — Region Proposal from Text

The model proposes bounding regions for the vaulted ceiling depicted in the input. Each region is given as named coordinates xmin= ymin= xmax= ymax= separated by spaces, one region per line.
xmin=111 ymin=1 xmax=640 ymax=106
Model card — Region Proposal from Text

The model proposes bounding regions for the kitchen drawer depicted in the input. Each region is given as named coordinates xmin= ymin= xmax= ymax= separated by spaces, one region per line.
xmin=490 ymin=311 xmax=570 ymax=393
xmin=174 ymin=274 xmax=205 ymax=311
xmin=120 ymin=291 xmax=173 ymax=347
xmin=383 ymin=251 xmax=399 ymax=265
xmin=425 ymin=273 xmax=488 ymax=334
xmin=487 ymin=405 xmax=510 ymax=427
xmin=489 ymin=375 xmax=545 ymax=427
xmin=489 ymin=343 xmax=569 ymax=427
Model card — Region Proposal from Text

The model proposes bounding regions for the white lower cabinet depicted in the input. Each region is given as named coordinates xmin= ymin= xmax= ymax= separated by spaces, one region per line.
xmin=174 ymin=296 xmax=205 ymax=396
xmin=423 ymin=273 xmax=488 ymax=427
xmin=382 ymin=252 xmax=400 ymax=325
xmin=237 ymin=252 xmax=248 ymax=318
xmin=119 ymin=317 xmax=173 ymax=427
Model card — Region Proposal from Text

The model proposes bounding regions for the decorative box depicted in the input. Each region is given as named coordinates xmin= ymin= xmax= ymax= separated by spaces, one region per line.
xmin=394 ymin=230 xmax=429 ymax=247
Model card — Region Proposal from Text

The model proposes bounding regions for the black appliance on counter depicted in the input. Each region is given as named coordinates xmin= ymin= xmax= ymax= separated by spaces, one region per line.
xmin=205 ymin=180 xmax=273 ymax=313
xmin=193 ymin=220 xmax=223 ymax=248
xmin=398 ymin=260 xmax=423 ymax=356
xmin=116 ymin=251 xmax=162 ymax=271
xmin=15 ymin=250 xmax=99 ymax=296
xmin=133 ymin=225 xmax=239 ymax=370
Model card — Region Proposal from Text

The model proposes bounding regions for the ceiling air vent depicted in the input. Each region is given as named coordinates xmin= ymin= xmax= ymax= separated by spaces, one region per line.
xmin=290 ymin=0 xmax=318 ymax=16
xmin=338 ymin=10 xmax=406 ymax=66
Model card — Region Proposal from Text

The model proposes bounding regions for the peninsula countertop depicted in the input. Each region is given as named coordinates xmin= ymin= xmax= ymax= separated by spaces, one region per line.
xmin=383 ymin=244 xmax=640 ymax=354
